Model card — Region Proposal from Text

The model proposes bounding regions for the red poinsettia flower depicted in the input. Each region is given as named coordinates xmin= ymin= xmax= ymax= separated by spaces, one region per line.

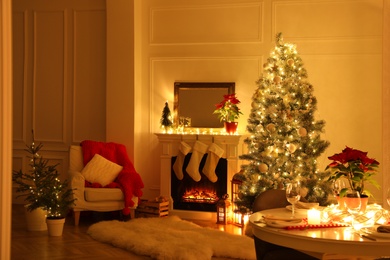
xmin=213 ymin=93 xmax=243 ymax=122
xmin=326 ymin=146 xmax=380 ymax=197
xmin=223 ymin=94 xmax=241 ymax=105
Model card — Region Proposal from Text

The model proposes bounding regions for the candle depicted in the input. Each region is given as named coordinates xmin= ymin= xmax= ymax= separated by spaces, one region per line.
xmin=308 ymin=209 xmax=321 ymax=225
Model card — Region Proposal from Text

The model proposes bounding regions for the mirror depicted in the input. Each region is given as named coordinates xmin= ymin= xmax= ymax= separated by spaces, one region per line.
xmin=174 ymin=82 xmax=235 ymax=128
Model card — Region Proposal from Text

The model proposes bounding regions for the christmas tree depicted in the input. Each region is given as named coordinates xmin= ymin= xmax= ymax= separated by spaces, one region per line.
xmin=238 ymin=33 xmax=331 ymax=210
xmin=160 ymin=101 xmax=173 ymax=129
xmin=13 ymin=132 xmax=75 ymax=218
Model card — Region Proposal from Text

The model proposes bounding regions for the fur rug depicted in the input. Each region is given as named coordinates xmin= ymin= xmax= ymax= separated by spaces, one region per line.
xmin=87 ymin=215 xmax=256 ymax=260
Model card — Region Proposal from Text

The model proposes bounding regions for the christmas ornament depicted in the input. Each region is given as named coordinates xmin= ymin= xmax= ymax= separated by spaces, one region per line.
xmin=298 ymin=127 xmax=307 ymax=137
xmin=266 ymin=123 xmax=276 ymax=132
xmin=259 ymin=163 xmax=268 ymax=173
xmin=274 ymin=76 xmax=282 ymax=84
xmin=288 ymin=143 xmax=297 ymax=153
xmin=256 ymin=124 xmax=264 ymax=132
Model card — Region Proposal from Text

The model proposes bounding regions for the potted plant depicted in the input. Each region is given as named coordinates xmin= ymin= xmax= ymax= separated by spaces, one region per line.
xmin=41 ymin=173 xmax=75 ymax=236
xmin=13 ymin=134 xmax=50 ymax=231
xmin=326 ymin=146 xmax=380 ymax=211
xmin=13 ymin=132 xmax=75 ymax=235
xmin=213 ymin=93 xmax=243 ymax=134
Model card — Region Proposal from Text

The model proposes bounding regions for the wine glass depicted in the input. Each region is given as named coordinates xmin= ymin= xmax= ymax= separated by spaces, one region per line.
xmin=286 ymin=182 xmax=301 ymax=218
xmin=333 ymin=179 xmax=346 ymax=209
xmin=344 ymin=190 xmax=361 ymax=230
xmin=387 ymin=187 xmax=390 ymax=207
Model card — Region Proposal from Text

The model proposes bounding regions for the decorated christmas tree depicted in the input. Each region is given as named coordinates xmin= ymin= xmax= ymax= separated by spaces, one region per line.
xmin=13 ymin=132 xmax=75 ymax=218
xmin=238 ymin=33 xmax=331 ymax=210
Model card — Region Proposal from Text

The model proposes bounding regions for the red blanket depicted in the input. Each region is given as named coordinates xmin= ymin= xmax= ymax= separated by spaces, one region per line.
xmin=80 ymin=140 xmax=144 ymax=215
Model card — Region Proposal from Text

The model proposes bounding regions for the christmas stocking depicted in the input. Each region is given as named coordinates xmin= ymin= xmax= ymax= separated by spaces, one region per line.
xmin=186 ymin=141 xmax=208 ymax=182
xmin=172 ymin=141 xmax=191 ymax=180
xmin=202 ymin=143 xmax=224 ymax=183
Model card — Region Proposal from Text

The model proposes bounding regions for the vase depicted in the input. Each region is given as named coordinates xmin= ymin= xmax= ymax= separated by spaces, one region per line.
xmin=24 ymin=205 xmax=47 ymax=231
xmin=224 ymin=122 xmax=238 ymax=135
xmin=46 ymin=218 xmax=65 ymax=236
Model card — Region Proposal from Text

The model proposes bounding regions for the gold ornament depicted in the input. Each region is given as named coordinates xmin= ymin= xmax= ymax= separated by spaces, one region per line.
xmin=298 ymin=127 xmax=307 ymax=137
xmin=288 ymin=143 xmax=297 ymax=153
xmin=265 ymin=146 xmax=274 ymax=155
xmin=300 ymin=187 xmax=308 ymax=197
xmin=258 ymin=163 xmax=268 ymax=173
xmin=266 ymin=123 xmax=276 ymax=132
xmin=255 ymin=124 xmax=264 ymax=132
xmin=273 ymin=76 xmax=282 ymax=84
xmin=251 ymin=101 xmax=260 ymax=109
xmin=287 ymin=58 xmax=294 ymax=66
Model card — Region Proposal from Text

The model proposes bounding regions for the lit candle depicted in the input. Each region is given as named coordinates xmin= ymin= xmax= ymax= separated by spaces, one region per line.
xmin=307 ymin=208 xmax=321 ymax=225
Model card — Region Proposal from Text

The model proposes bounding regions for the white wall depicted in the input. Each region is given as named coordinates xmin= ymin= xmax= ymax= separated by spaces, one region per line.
xmin=119 ymin=0 xmax=385 ymax=202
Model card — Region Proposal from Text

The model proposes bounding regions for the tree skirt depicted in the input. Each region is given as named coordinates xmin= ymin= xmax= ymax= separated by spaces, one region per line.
xmin=87 ymin=215 xmax=256 ymax=260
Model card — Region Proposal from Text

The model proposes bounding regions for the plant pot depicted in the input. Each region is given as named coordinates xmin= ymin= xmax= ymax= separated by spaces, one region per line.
xmin=338 ymin=195 xmax=369 ymax=213
xmin=360 ymin=196 xmax=369 ymax=212
xmin=224 ymin=122 xmax=238 ymax=135
xmin=24 ymin=205 xmax=47 ymax=231
xmin=46 ymin=218 xmax=65 ymax=236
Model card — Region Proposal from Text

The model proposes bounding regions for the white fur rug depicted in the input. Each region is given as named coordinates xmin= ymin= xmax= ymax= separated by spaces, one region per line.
xmin=87 ymin=215 xmax=256 ymax=260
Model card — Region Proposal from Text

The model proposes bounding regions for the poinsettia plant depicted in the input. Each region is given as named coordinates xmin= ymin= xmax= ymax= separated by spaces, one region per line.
xmin=213 ymin=93 xmax=243 ymax=122
xmin=326 ymin=146 xmax=380 ymax=198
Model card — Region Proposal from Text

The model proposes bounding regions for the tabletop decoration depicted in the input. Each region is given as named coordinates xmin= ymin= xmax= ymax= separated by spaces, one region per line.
xmin=284 ymin=220 xmax=349 ymax=230
xmin=321 ymin=203 xmax=388 ymax=230
xmin=326 ymin=146 xmax=380 ymax=199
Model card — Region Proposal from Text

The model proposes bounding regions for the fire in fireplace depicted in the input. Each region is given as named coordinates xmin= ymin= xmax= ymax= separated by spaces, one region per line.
xmin=171 ymin=153 xmax=227 ymax=212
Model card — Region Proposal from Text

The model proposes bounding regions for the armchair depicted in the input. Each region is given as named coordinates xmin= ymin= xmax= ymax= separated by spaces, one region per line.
xmin=69 ymin=145 xmax=138 ymax=225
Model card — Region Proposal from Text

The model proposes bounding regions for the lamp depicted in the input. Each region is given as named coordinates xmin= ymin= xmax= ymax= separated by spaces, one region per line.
xmin=216 ymin=194 xmax=230 ymax=224
xmin=231 ymin=171 xmax=245 ymax=226
xmin=231 ymin=171 xmax=243 ymax=209
xmin=233 ymin=208 xmax=251 ymax=228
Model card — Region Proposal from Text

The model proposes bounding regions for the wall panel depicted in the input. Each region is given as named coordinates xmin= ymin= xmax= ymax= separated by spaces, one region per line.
xmin=33 ymin=10 xmax=65 ymax=143
xmin=151 ymin=3 xmax=263 ymax=44
xmin=273 ymin=0 xmax=382 ymax=40
xmin=73 ymin=10 xmax=106 ymax=143
xmin=12 ymin=11 xmax=26 ymax=144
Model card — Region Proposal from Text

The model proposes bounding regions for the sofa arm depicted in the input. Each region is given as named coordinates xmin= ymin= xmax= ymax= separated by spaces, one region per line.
xmin=69 ymin=171 xmax=86 ymax=206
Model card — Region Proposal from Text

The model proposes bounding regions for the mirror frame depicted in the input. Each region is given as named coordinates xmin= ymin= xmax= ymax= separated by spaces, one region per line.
xmin=174 ymin=82 xmax=235 ymax=128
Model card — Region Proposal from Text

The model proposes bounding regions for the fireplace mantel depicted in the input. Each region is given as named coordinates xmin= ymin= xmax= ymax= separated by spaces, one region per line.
xmin=155 ymin=133 xmax=241 ymax=220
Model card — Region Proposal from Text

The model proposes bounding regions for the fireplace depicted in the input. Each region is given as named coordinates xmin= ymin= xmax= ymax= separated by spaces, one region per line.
xmin=171 ymin=154 xmax=227 ymax=212
xmin=155 ymin=133 xmax=240 ymax=220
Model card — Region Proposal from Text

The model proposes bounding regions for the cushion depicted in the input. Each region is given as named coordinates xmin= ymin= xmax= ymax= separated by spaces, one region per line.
xmin=81 ymin=154 xmax=123 ymax=187
xmin=84 ymin=187 xmax=124 ymax=202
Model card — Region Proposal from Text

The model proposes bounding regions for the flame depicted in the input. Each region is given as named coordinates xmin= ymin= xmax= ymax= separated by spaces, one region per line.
xmin=181 ymin=187 xmax=219 ymax=204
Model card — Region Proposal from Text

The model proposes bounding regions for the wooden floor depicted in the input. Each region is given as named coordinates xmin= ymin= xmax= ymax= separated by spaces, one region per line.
xmin=11 ymin=204 xmax=250 ymax=260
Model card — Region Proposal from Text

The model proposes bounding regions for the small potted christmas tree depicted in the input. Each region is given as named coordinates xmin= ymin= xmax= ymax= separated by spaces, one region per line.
xmin=13 ymin=132 xmax=75 ymax=235
xmin=13 ymin=134 xmax=50 ymax=231
xmin=41 ymin=171 xmax=75 ymax=236
xmin=160 ymin=101 xmax=173 ymax=132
